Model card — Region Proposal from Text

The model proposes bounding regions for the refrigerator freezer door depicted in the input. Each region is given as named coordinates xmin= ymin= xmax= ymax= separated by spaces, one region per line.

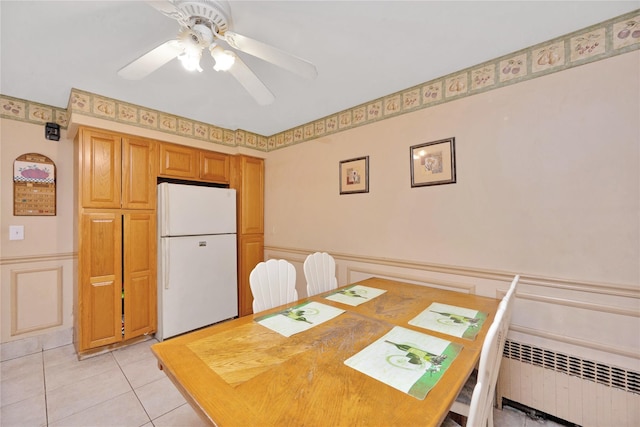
xmin=157 ymin=233 xmax=238 ymax=340
xmin=158 ymin=183 xmax=236 ymax=237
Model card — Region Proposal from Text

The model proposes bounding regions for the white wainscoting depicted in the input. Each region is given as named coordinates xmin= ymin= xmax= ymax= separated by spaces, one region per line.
xmin=0 ymin=253 xmax=75 ymax=361
xmin=11 ymin=266 xmax=63 ymax=335
xmin=266 ymin=246 xmax=640 ymax=424
xmin=265 ymin=246 xmax=640 ymax=371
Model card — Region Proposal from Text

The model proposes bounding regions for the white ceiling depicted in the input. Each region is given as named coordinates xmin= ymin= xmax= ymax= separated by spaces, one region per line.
xmin=1 ymin=1 xmax=638 ymax=136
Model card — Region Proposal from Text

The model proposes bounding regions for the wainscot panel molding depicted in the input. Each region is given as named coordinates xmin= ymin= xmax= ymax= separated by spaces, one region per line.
xmin=11 ymin=267 xmax=63 ymax=335
xmin=264 ymin=245 xmax=639 ymax=297
xmin=0 ymin=252 xmax=76 ymax=266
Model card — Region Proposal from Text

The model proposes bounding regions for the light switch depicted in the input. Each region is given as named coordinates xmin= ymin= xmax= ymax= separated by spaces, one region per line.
xmin=9 ymin=225 xmax=24 ymax=240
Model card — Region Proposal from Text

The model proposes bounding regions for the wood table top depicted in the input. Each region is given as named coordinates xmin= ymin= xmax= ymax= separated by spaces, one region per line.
xmin=151 ymin=277 xmax=499 ymax=426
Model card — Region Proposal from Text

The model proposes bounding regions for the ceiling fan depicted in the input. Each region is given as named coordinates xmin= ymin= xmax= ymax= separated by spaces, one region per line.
xmin=117 ymin=0 xmax=318 ymax=105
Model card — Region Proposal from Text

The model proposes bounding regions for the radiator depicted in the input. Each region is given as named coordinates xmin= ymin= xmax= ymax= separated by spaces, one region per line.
xmin=496 ymin=340 xmax=640 ymax=426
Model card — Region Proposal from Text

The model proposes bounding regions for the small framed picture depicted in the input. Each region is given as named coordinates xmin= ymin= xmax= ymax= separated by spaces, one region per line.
xmin=339 ymin=156 xmax=369 ymax=194
xmin=410 ymin=138 xmax=456 ymax=187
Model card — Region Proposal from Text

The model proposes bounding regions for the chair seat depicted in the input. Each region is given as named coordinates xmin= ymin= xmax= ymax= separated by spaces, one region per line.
xmin=450 ymin=369 xmax=477 ymax=415
xmin=440 ymin=417 xmax=462 ymax=427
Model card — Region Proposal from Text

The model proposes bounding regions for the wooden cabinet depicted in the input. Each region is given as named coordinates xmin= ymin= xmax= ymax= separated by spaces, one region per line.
xmin=233 ymin=155 xmax=265 ymax=316
xmin=79 ymin=212 xmax=122 ymax=349
xmin=75 ymin=127 xmax=158 ymax=356
xmin=200 ymin=150 xmax=230 ymax=183
xmin=159 ymin=143 xmax=198 ymax=179
xmin=123 ymin=212 xmax=157 ymax=338
xmin=238 ymin=156 xmax=264 ymax=235
xmin=122 ymin=137 xmax=157 ymax=209
xmin=80 ymin=129 xmax=121 ymax=209
xmin=80 ymin=129 xmax=156 ymax=209
xmin=159 ymin=142 xmax=230 ymax=184
xmin=75 ymin=126 xmax=263 ymax=352
xmin=237 ymin=234 xmax=264 ymax=316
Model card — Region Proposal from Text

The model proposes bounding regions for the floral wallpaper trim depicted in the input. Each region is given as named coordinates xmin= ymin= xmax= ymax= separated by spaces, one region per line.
xmin=1 ymin=10 xmax=638 ymax=152
xmin=0 ymin=96 xmax=69 ymax=129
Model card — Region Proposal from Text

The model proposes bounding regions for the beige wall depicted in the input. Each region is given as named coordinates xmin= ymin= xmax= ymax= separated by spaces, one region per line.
xmin=264 ymin=52 xmax=639 ymax=285
xmin=0 ymin=120 xmax=75 ymax=358
xmin=263 ymin=51 xmax=640 ymax=370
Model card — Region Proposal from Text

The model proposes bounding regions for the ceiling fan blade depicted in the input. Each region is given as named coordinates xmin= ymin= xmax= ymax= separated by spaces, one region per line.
xmin=227 ymin=55 xmax=275 ymax=105
xmin=223 ymin=30 xmax=317 ymax=80
xmin=118 ymin=40 xmax=182 ymax=80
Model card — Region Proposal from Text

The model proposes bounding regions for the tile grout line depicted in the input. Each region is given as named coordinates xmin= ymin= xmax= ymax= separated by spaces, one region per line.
xmin=43 ymin=350 xmax=144 ymax=427
xmin=41 ymin=349 xmax=49 ymax=427
xmin=111 ymin=351 xmax=154 ymax=426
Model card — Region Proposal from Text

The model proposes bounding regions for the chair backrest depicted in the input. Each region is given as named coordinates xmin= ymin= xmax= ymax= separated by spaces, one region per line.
xmin=303 ymin=252 xmax=338 ymax=297
xmin=249 ymin=259 xmax=298 ymax=313
xmin=466 ymin=275 xmax=519 ymax=426
xmin=501 ymin=274 xmax=519 ymax=331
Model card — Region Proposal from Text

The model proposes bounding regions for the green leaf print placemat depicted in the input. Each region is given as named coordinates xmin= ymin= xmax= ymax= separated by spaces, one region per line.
xmin=408 ymin=302 xmax=488 ymax=340
xmin=324 ymin=284 xmax=387 ymax=306
xmin=344 ymin=326 xmax=463 ymax=400
xmin=254 ymin=301 xmax=345 ymax=337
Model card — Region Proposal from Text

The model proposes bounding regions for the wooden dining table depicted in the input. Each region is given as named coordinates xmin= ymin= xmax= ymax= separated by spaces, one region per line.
xmin=151 ymin=277 xmax=500 ymax=426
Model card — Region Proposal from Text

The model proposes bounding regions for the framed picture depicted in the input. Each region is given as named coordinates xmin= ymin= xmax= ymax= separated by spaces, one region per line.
xmin=410 ymin=137 xmax=456 ymax=187
xmin=339 ymin=156 xmax=369 ymax=194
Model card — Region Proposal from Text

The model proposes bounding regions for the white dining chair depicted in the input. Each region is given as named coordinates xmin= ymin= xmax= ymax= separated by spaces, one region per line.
xmin=249 ymin=259 xmax=298 ymax=313
xmin=303 ymin=252 xmax=338 ymax=297
xmin=447 ymin=275 xmax=520 ymax=426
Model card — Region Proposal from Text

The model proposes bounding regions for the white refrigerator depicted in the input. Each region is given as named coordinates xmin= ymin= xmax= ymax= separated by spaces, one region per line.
xmin=157 ymin=182 xmax=238 ymax=341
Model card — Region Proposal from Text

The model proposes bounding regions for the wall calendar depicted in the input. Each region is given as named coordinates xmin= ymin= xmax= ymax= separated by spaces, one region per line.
xmin=13 ymin=153 xmax=56 ymax=216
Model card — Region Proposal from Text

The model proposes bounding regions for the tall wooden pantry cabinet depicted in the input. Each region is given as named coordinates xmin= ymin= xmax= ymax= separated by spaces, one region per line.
xmin=233 ymin=155 xmax=264 ymax=316
xmin=74 ymin=127 xmax=157 ymax=357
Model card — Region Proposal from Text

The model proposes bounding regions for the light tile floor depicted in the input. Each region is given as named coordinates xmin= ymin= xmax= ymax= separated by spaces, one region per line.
xmin=1 ymin=339 xmax=567 ymax=427
xmin=1 ymin=339 xmax=207 ymax=427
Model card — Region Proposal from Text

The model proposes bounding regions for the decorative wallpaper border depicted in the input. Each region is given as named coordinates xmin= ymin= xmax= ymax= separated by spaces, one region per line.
xmin=1 ymin=9 xmax=638 ymax=152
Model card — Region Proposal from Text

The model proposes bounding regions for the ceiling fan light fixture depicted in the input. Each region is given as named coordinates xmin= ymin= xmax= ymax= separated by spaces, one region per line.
xmin=177 ymin=27 xmax=207 ymax=72
xmin=178 ymin=50 xmax=203 ymax=72
xmin=178 ymin=39 xmax=203 ymax=72
xmin=210 ymin=46 xmax=235 ymax=72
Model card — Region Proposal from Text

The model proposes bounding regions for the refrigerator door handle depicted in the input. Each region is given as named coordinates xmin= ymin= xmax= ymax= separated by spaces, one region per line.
xmin=159 ymin=183 xmax=169 ymax=237
xmin=163 ymin=242 xmax=170 ymax=290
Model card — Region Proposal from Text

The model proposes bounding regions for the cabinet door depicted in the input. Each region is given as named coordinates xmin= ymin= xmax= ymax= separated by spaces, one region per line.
xmin=238 ymin=234 xmax=264 ymax=316
xmin=80 ymin=212 xmax=122 ymax=350
xmin=200 ymin=151 xmax=230 ymax=183
xmin=122 ymin=137 xmax=157 ymax=209
xmin=239 ymin=156 xmax=264 ymax=234
xmin=80 ymin=129 xmax=121 ymax=208
xmin=159 ymin=143 xmax=198 ymax=179
xmin=123 ymin=212 xmax=157 ymax=339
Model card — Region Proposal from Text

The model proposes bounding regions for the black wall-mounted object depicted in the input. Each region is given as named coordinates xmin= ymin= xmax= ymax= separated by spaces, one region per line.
xmin=45 ymin=122 xmax=60 ymax=141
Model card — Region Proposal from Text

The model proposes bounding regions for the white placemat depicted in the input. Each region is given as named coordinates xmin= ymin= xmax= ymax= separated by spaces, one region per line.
xmin=254 ymin=301 xmax=345 ymax=337
xmin=344 ymin=326 xmax=462 ymax=400
xmin=324 ymin=284 xmax=387 ymax=306
xmin=408 ymin=302 xmax=488 ymax=340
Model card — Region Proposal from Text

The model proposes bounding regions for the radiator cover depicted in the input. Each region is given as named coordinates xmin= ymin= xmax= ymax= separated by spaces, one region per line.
xmin=497 ymin=340 xmax=640 ymax=426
